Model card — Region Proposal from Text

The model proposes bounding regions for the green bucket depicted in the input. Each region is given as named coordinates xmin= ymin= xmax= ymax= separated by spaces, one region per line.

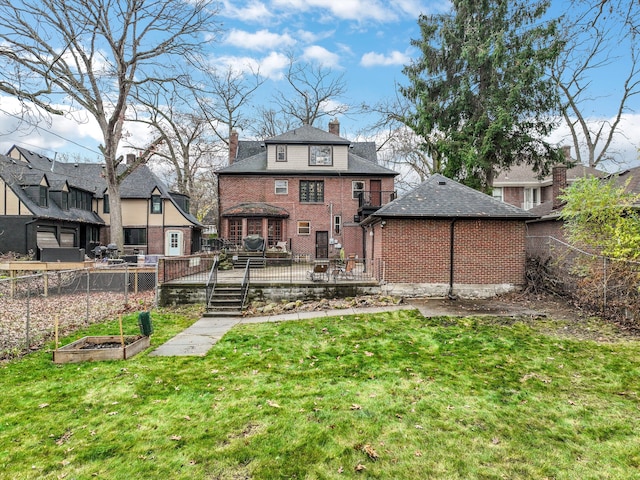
xmin=138 ymin=311 xmax=153 ymax=336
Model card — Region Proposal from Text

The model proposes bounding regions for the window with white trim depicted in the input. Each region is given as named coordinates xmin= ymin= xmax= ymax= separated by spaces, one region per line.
xmin=275 ymin=180 xmax=288 ymax=195
xmin=352 ymin=180 xmax=365 ymax=200
xmin=297 ymin=221 xmax=311 ymax=235
xmin=334 ymin=215 xmax=342 ymax=235
xmin=492 ymin=187 xmax=503 ymax=202
xmin=524 ymin=187 xmax=541 ymax=210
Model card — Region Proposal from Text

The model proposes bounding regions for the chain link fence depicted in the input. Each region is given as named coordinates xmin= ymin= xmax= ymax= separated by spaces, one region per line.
xmin=0 ymin=265 xmax=157 ymax=359
xmin=527 ymin=236 xmax=640 ymax=325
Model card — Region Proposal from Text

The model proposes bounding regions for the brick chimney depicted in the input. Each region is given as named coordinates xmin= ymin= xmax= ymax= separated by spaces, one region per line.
xmin=552 ymin=146 xmax=570 ymax=210
xmin=126 ymin=153 xmax=136 ymax=165
xmin=328 ymin=118 xmax=340 ymax=136
xmin=229 ymin=129 xmax=239 ymax=165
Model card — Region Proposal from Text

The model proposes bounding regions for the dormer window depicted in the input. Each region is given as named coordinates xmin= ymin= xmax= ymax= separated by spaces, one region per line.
xmin=309 ymin=145 xmax=332 ymax=166
xmin=39 ymin=186 xmax=49 ymax=207
xmin=276 ymin=145 xmax=287 ymax=162
xmin=61 ymin=191 xmax=69 ymax=210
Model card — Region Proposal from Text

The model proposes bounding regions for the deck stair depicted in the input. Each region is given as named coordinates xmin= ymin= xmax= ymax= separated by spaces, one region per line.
xmin=232 ymin=252 xmax=265 ymax=268
xmin=204 ymin=286 xmax=244 ymax=317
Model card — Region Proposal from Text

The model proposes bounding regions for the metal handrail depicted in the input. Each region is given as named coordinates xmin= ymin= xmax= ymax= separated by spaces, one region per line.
xmin=205 ymin=255 xmax=220 ymax=306
xmin=240 ymin=259 xmax=251 ymax=309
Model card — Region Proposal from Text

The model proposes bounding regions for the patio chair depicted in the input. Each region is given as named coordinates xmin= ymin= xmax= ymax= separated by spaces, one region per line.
xmin=306 ymin=262 xmax=329 ymax=282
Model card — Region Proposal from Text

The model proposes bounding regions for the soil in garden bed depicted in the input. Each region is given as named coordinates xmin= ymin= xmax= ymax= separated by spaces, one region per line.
xmin=78 ymin=336 xmax=142 ymax=350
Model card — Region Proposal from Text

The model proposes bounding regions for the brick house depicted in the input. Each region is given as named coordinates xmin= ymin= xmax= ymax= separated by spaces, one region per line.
xmin=217 ymin=121 xmax=398 ymax=259
xmin=362 ymin=174 xmax=536 ymax=297
xmin=0 ymin=146 xmax=202 ymax=258
xmin=492 ymin=146 xmax=605 ymax=210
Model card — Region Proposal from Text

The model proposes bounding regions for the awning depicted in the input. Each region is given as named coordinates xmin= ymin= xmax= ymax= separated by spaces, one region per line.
xmin=222 ymin=202 xmax=289 ymax=218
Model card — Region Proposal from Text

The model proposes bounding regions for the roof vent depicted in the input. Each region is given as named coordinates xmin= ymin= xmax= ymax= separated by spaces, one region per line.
xmin=438 ymin=180 xmax=446 ymax=185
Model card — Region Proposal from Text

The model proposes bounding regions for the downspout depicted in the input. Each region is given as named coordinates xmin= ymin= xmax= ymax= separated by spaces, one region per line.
xmin=448 ymin=218 xmax=457 ymax=300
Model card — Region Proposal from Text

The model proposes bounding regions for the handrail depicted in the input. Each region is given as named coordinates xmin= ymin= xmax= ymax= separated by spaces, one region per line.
xmin=205 ymin=255 xmax=220 ymax=306
xmin=240 ymin=259 xmax=251 ymax=309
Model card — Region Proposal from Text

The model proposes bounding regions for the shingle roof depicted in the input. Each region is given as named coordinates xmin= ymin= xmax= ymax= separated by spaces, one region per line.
xmin=2 ymin=146 xmax=201 ymax=226
xmin=265 ymin=124 xmax=351 ymax=145
xmin=371 ymin=173 xmax=536 ymax=219
xmin=493 ymin=162 xmax=606 ymax=186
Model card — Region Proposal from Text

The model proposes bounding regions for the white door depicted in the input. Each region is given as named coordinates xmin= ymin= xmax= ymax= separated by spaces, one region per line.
xmin=165 ymin=231 xmax=183 ymax=256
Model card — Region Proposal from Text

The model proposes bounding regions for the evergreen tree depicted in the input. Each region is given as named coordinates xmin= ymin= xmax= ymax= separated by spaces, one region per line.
xmin=401 ymin=0 xmax=563 ymax=191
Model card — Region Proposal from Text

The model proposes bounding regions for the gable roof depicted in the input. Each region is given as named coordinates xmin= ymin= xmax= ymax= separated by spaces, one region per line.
xmin=220 ymin=124 xmax=395 ymax=177
xmin=493 ymin=162 xmax=606 ymax=187
xmin=369 ymin=174 xmax=536 ymax=220
xmin=265 ymin=124 xmax=351 ymax=145
xmin=2 ymin=146 xmax=201 ymax=226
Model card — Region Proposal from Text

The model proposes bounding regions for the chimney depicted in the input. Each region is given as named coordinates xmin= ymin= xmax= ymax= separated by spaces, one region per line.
xmin=126 ymin=153 xmax=136 ymax=165
xmin=229 ymin=129 xmax=239 ymax=165
xmin=328 ymin=118 xmax=340 ymax=136
xmin=552 ymin=147 xmax=570 ymax=210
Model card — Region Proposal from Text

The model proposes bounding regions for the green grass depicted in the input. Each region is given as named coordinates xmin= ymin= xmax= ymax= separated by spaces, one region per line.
xmin=1 ymin=309 xmax=639 ymax=479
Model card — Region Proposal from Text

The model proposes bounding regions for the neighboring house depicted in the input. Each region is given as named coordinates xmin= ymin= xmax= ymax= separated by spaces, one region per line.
xmin=362 ymin=174 xmax=536 ymax=298
xmin=217 ymin=120 xmax=398 ymax=259
xmin=0 ymin=146 xmax=202 ymax=258
xmin=493 ymin=146 xmax=605 ymax=210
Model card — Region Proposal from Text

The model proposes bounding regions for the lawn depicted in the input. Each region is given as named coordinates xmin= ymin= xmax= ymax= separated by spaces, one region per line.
xmin=0 ymin=308 xmax=639 ymax=479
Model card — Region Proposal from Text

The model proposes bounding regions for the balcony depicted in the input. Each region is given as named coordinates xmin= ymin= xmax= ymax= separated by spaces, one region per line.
xmin=357 ymin=190 xmax=397 ymax=219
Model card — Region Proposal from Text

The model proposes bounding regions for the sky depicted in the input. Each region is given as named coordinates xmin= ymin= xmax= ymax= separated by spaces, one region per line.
xmin=0 ymin=0 xmax=639 ymax=171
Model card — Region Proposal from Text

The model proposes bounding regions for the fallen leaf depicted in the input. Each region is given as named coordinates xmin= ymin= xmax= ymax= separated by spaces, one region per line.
xmin=415 ymin=424 xmax=424 ymax=429
xmin=355 ymin=463 xmax=367 ymax=472
xmin=107 ymin=411 xmax=118 ymax=416
xmin=267 ymin=400 xmax=281 ymax=408
xmin=351 ymin=404 xmax=362 ymax=410
xmin=364 ymin=351 xmax=374 ymax=357
xmin=170 ymin=435 xmax=182 ymax=441
xmin=415 ymin=451 xmax=423 ymax=457
xmin=492 ymin=437 xmax=501 ymax=445
xmin=337 ymin=466 xmax=344 ymax=473
xmin=362 ymin=444 xmax=379 ymax=461
xmin=184 ymin=415 xmax=191 ymax=421
xmin=39 ymin=403 xmax=50 ymax=409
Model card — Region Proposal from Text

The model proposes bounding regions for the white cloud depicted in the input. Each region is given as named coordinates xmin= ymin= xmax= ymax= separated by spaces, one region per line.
xmin=224 ymin=29 xmax=296 ymax=51
xmin=272 ymin=0 xmax=393 ymax=22
xmin=211 ymin=51 xmax=290 ymax=80
xmin=360 ymin=50 xmax=410 ymax=67
xmin=302 ymin=45 xmax=341 ymax=68
xmin=220 ymin=0 xmax=274 ymax=22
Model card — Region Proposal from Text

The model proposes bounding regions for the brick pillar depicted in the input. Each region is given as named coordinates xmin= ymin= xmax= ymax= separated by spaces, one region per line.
xmin=552 ymin=148 xmax=569 ymax=210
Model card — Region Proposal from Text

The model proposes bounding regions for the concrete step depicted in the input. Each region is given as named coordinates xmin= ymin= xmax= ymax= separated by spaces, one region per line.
xmin=202 ymin=309 xmax=243 ymax=318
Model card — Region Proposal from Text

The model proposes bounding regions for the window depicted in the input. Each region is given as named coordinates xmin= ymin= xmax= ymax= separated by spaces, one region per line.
xmin=276 ymin=145 xmax=287 ymax=162
xmin=524 ymin=187 xmax=541 ymax=210
xmin=39 ymin=186 xmax=49 ymax=207
xmin=297 ymin=221 xmax=311 ymax=235
xmin=247 ymin=218 xmax=262 ymax=236
xmin=151 ymin=195 xmax=162 ymax=214
xmin=300 ymin=180 xmax=324 ymax=203
xmin=492 ymin=187 xmax=503 ymax=202
xmin=275 ymin=180 xmax=288 ymax=195
xmin=124 ymin=228 xmax=147 ymax=245
xmin=334 ymin=215 xmax=342 ymax=235
xmin=309 ymin=145 xmax=332 ymax=166
xmin=103 ymin=194 xmax=110 ymax=214
xmin=61 ymin=191 xmax=69 ymax=210
xmin=352 ymin=181 xmax=365 ymax=200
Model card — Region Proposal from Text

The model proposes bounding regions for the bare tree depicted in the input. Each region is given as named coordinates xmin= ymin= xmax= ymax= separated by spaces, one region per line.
xmin=0 ymin=0 xmax=219 ymax=250
xmin=552 ymin=0 xmax=640 ymax=167
xmin=270 ymin=55 xmax=349 ymax=131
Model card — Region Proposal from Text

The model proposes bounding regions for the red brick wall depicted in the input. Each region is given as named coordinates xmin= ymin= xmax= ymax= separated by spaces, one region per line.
xmin=373 ymin=218 xmax=527 ymax=285
xmin=219 ymin=174 xmax=394 ymax=258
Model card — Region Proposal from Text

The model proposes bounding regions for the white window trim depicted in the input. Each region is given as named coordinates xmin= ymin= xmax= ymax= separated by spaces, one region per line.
xmin=309 ymin=145 xmax=333 ymax=166
xmin=297 ymin=220 xmax=311 ymax=235
xmin=352 ymin=180 xmax=365 ymax=199
xmin=275 ymin=179 xmax=288 ymax=195
xmin=334 ymin=215 xmax=342 ymax=235
xmin=276 ymin=145 xmax=287 ymax=162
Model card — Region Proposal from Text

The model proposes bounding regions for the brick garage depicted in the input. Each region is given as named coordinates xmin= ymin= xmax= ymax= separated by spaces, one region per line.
xmin=364 ymin=174 xmax=535 ymax=298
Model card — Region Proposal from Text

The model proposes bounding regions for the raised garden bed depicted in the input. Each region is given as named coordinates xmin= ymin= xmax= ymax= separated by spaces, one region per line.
xmin=53 ymin=335 xmax=150 ymax=364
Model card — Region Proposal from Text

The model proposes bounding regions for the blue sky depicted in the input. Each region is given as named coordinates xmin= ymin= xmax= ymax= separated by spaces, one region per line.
xmin=0 ymin=0 xmax=638 ymax=170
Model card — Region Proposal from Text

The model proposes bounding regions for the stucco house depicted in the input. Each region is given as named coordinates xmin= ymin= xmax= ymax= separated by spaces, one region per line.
xmin=217 ymin=121 xmax=398 ymax=259
xmin=0 ymin=146 xmax=202 ymax=258
xmin=362 ymin=174 xmax=536 ymax=298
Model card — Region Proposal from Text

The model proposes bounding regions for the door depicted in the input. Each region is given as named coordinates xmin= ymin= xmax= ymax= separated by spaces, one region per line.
xmin=165 ymin=230 xmax=183 ymax=256
xmin=370 ymin=179 xmax=382 ymax=207
xmin=316 ymin=231 xmax=329 ymax=259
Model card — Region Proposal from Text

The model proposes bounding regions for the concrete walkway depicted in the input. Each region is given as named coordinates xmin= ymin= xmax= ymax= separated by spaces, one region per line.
xmin=149 ymin=305 xmax=415 ymax=357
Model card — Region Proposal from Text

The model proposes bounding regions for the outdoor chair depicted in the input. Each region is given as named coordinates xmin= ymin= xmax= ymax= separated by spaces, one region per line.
xmin=306 ymin=262 xmax=329 ymax=282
